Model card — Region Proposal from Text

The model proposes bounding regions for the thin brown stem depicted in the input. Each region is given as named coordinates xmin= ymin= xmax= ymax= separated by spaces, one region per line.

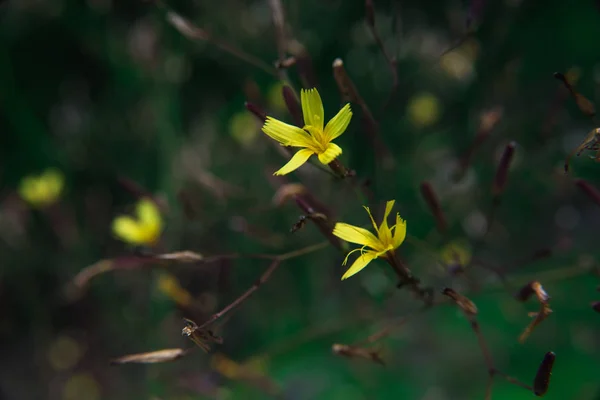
xmin=162 ymin=5 xmax=278 ymax=77
xmin=198 ymin=260 xmax=281 ymax=329
xmin=196 ymin=241 xmax=328 ymax=330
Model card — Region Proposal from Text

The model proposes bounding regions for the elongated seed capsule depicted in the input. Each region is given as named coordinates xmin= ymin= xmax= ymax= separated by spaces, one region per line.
xmin=282 ymin=86 xmax=303 ymax=127
xmin=533 ymin=352 xmax=555 ymax=396
xmin=420 ymin=182 xmax=447 ymax=234
xmin=245 ymin=102 xmax=267 ymax=122
xmin=514 ymin=281 xmax=536 ymax=302
xmin=493 ymin=141 xmax=516 ymax=197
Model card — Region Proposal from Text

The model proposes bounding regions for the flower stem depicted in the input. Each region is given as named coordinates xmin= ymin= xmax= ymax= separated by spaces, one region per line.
xmin=385 ymin=251 xmax=432 ymax=303
xmin=327 ymin=159 xmax=354 ymax=179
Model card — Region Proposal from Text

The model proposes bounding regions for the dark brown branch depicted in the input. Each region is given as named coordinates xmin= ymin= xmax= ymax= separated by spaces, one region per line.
xmin=197 ymin=259 xmax=281 ymax=329
xmin=515 ymin=281 xmax=552 ymax=343
xmin=163 ymin=7 xmax=277 ymax=77
xmin=193 ymin=241 xmax=328 ymax=330
xmin=443 ymin=288 xmax=531 ymax=399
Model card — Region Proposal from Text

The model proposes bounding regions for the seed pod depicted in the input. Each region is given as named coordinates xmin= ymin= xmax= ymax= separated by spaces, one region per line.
xmin=419 ymin=182 xmax=447 ymax=234
xmin=244 ymin=101 xmax=267 ymax=122
xmin=533 ymin=352 xmax=555 ymax=396
xmin=492 ymin=141 xmax=516 ymax=197
xmin=282 ymin=86 xmax=303 ymax=126
xmin=514 ymin=281 xmax=536 ymax=302
xmin=244 ymin=102 xmax=267 ymax=123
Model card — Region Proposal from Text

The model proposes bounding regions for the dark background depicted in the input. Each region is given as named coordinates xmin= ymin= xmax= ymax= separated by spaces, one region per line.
xmin=1 ymin=0 xmax=600 ymax=399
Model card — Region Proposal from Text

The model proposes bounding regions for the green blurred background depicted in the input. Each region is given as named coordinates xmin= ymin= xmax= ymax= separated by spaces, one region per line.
xmin=1 ymin=0 xmax=600 ymax=399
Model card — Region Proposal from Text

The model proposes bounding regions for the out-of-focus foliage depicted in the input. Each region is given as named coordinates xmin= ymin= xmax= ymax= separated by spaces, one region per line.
xmin=1 ymin=0 xmax=600 ymax=399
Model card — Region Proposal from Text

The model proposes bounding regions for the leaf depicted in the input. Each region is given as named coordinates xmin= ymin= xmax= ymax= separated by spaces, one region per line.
xmin=155 ymin=251 xmax=204 ymax=262
xmin=110 ymin=348 xmax=190 ymax=365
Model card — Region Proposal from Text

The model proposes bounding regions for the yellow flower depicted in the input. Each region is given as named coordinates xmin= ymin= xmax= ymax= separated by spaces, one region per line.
xmin=18 ymin=168 xmax=64 ymax=208
xmin=333 ymin=200 xmax=407 ymax=280
xmin=440 ymin=239 xmax=472 ymax=267
xmin=406 ymin=92 xmax=441 ymax=128
xmin=157 ymin=273 xmax=192 ymax=307
xmin=261 ymin=88 xmax=352 ymax=175
xmin=112 ymin=198 xmax=162 ymax=246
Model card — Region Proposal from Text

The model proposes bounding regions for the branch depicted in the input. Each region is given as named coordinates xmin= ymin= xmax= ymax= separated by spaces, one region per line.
xmin=442 ymin=288 xmax=532 ymax=399
xmin=162 ymin=4 xmax=278 ymax=77
xmin=193 ymin=241 xmax=329 ymax=330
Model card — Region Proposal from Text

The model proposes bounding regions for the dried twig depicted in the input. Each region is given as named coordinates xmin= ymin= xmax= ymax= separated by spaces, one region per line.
xmin=514 ymin=281 xmax=552 ymax=343
xmin=110 ymin=348 xmax=191 ymax=365
xmin=332 ymin=343 xmax=385 ymax=366
xmin=163 ymin=6 xmax=277 ymax=77
xmin=194 ymin=241 xmax=328 ymax=331
xmin=69 ymin=250 xmax=204 ymax=295
xmin=443 ymin=288 xmax=532 ymax=399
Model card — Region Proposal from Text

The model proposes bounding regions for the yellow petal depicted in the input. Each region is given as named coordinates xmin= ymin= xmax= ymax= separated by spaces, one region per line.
xmin=392 ymin=214 xmax=407 ymax=248
xmin=273 ymin=148 xmax=314 ymax=175
xmin=43 ymin=169 xmax=65 ymax=200
xmin=332 ymin=222 xmax=383 ymax=250
xmin=341 ymin=250 xmax=378 ymax=280
xmin=378 ymin=200 xmax=396 ymax=244
xmin=137 ymin=199 xmax=162 ymax=234
xmin=301 ymin=88 xmax=324 ymax=131
xmin=362 ymin=206 xmax=380 ymax=234
xmin=317 ymin=143 xmax=342 ymax=164
xmin=324 ymin=103 xmax=352 ymax=141
xmin=262 ymin=117 xmax=314 ymax=147
xmin=112 ymin=216 xmax=146 ymax=245
xmin=18 ymin=177 xmax=39 ymax=205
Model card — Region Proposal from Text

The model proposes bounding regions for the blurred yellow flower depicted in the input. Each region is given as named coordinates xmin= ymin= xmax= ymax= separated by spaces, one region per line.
xmin=440 ymin=239 xmax=472 ymax=267
xmin=266 ymin=81 xmax=287 ymax=112
xmin=157 ymin=273 xmax=192 ymax=306
xmin=406 ymin=92 xmax=441 ymax=128
xmin=333 ymin=200 xmax=407 ymax=280
xmin=112 ymin=198 xmax=162 ymax=246
xmin=262 ymin=88 xmax=352 ymax=175
xmin=18 ymin=168 xmax=64 ymax=208
xmin=230 ymin=111 xmax=259 ymax=147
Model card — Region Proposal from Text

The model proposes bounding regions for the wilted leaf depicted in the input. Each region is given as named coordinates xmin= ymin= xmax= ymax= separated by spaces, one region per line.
xmin=110 ymin=348 xmax=190 ymax=365
xmin=155 ymin=251 xmax=203 ymax=262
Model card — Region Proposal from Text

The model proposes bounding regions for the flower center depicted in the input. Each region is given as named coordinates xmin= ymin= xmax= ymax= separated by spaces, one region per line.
xmin=303 ymin=125 xmax=329 ymax=153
